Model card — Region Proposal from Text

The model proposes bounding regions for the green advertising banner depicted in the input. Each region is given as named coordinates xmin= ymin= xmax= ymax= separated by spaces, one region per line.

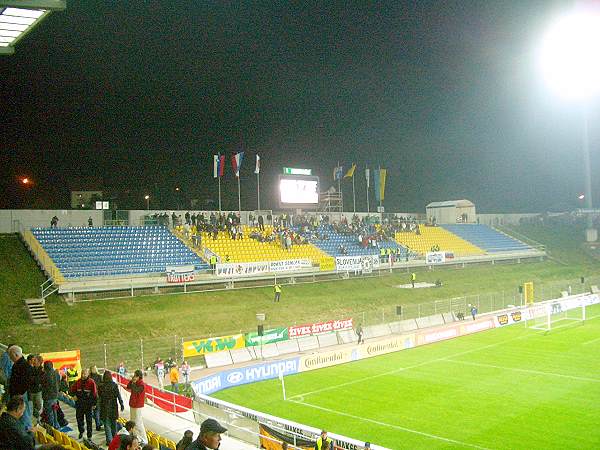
xmin=244 ymin=327 xmax=289 ymax=346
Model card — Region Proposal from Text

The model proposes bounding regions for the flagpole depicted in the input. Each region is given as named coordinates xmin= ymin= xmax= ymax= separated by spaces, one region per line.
xmin=366 ymin=168 xmax=370 ymax=214
xmin=352 ymin=174 xmax=356 ymax=213
xmin=257 ymin=171 xmax=260 ymax=211
xmin=218 ymin=177 xmax=222 ymax=212
xmin=237 ymin=176 xmax=241 ymax=216
xmin=337 ymin=161 xmax=342 ymax=213
xmin=378 ymin=165 xmax=383 ymax=222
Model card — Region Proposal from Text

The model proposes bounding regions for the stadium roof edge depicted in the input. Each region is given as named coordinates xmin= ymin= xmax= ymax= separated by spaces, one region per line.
xmin=0 ymin=0 xmax=66 ymax=55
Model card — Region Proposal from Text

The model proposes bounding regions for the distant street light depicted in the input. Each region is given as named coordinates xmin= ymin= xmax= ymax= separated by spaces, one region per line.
xmin=144 ymin=195 xmax=150 ymax=211
xmin=578 ymin=194 xmax=585 ymax=200
xmin=540 ymin=7 xmax=600 ymax=241
xmin=21 ymin=177 xmax=30 ymax=185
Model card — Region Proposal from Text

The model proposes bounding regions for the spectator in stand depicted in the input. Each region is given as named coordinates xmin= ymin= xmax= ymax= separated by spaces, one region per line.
xmin=169 ymin=365 xmax=180 ymax=393
xmin=0 ymin=344 xmax=14 ymax=406
xmin=186 ymin=418 xmax=227 ymax=450
xmin=180 ymin=361 xmax=191 ymax=386
xmin=142 ymin=445 xmax=156 ymax=450
xmin=8 ymin=346 xmax=32 ymax=432
xmin=41 ymin=360 xmax=60 ymax=430
xmin=90 ymin=365 xmax=103 ymax=431
xmin=127 ymin=370 xmax=147 ymax=445
xmin=27 ymin=354 xmax=43 ymax=425
xmin=69 ymin=368 xmax=98 ymax=440
xmin=98 ymin=371 xmax=124 ymax=446
xmin=50 ymin=216 xmax=59 ymax=228
xmin=176 ymin=430 xmax=194 ymax=450
xmin=118 ymin=434 xmax=140 ymax=450
xmin=0 ymin=395 xmax=35 ymax=450
xmin=108 ymin=420 xmax=136 ymax=450
xmin=88 ymin=217 xmax=93 ymax=227
xmin=258 ymin=215 xmax=264 ymax=231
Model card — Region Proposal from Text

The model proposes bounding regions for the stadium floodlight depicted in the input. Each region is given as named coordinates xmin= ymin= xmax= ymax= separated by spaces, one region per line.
xmin=539 ymin=9 xmax=600 ymax=100
xmin=540 ymin=7 xmax=600 ymax=241
xmin=0 ymin=1 xmax=66 ymax=55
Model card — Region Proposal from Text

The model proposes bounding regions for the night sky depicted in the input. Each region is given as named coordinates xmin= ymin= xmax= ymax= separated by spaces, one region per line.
xmin=1 ymin=0 xmax=598 ymax=213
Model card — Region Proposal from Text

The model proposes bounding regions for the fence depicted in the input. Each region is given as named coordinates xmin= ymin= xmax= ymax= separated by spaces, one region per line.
xmin=75 ymin=274 xmax=599 ymax=372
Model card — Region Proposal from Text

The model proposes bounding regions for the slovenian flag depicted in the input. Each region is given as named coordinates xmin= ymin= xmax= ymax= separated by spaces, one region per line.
xmin=213 ymin=154 xmax=225 ymax=178
xmin=232 ymin=152 xmax=244 ymax=177
xmin=333 ymin=166 xmax=343 ymax=180
xmin=255 ymin=154 xmax=260 ymax=174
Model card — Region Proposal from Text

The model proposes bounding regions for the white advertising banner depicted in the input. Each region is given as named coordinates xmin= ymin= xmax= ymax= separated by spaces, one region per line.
xmin=426 ymin=251 xmax=446 ymax=264
xmin=269 ymin=259 xmax=312 ymax=272
xmin=166 ymin=265 xmax=196 ymax=283
xmin=335 ymin=255 xmax=379 ymax=273
xmin=215 ymin=262 xmax=270 ymax=277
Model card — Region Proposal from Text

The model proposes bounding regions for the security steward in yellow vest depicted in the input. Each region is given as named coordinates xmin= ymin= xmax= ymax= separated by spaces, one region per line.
xmin=315 ymin=430 xmax=333 ymax=449
xmin=66 ymin=366 xmax=79 ymax=387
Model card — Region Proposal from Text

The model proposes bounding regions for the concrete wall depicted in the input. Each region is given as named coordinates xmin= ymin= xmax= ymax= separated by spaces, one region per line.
xmin=476 ymin=213 xmax=540 ymax=226
xmin=0 ymin=210 xmax=104 ymax=233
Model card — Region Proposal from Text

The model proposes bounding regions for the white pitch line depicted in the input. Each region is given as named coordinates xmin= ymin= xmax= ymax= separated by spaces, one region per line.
xmin=444 ymin=359 xmax=600 ymax=383
xmin=289 ymin=398 xmax=492 ymax=450
xmin=582 ymin=336 xmax=600 ymax=345
xmin=288 ymin=331 xmax=534 ymax=401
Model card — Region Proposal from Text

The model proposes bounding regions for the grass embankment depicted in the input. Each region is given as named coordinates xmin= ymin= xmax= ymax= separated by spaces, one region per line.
xmin=0 ymin=224 xmax=597 ymax=368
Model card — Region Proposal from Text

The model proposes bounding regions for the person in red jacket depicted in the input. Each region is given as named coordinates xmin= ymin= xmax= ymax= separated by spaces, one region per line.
xmin=69 ymin=368 xmax=97 ymax=440
xmin=126 ymin=370 xmax=147 ymax=444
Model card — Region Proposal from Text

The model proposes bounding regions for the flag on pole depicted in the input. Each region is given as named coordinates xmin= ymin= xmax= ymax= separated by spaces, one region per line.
xmin=231 ymin=152 xmax=245 ymax=177
xmin=213 ymin=154 xmax=225 ymax=178
xmin=344 ymin=163 xmax=356 ymax=178
xmin=365 ymin=168 xmax=370 ymax=188
xmin=254 ymin=154 xmax=260 ymax=174
xmin=379 ymin=168 xmax=387 ymax=202
xmin=333 ymin=166 xmax=343 ymax=180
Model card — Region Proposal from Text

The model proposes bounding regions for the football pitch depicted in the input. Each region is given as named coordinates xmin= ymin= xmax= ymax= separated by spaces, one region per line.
xmin=214 ymin=304 xmax=600 ymax=449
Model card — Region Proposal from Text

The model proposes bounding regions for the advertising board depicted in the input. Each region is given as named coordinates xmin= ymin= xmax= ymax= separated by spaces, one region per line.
xmin=182 ymin=334 xmax=246 ymax=357
xmin=289 ymin=318 xmax=353 ymax=338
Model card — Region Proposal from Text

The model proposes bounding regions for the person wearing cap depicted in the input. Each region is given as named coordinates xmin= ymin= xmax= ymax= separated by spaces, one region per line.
xmin=364 ymin=442 xmax=371 ymax=449
xmin=186 ymin=418 xmax=227 ymax=449
xmin=315 ymin=430 xmax=332 ymax=450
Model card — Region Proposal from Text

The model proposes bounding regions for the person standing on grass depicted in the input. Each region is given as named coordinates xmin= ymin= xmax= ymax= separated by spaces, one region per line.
xmin=98 ymin=371 xmax=124 ymax=446
xmin=274 ymin=283 xmax=282 ymax=302
xmin=180 ymin=361 xmax=191 ymax=386
xmin=411 ymin=272 xmax=416 ymax=288
xmin=127 ymin=370 xmax=147 ymax=445
xmin=169 ymin=365 xmax=180 ymax=393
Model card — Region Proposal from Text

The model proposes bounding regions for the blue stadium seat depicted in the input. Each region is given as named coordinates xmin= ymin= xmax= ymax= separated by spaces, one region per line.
xmin=442 ymin=224 xmax=531 ymax=253
xmin=31 ymin=226 xmax=209 ymax=279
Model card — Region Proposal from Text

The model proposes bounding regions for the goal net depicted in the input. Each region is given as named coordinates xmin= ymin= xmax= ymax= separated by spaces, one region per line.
xmin=525 ymin=301 xmax=586 ymax=332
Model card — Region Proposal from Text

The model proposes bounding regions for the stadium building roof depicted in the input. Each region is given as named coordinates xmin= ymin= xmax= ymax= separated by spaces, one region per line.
xmin=0 ymin=0 xmax=66 ymax=55
xmin=426 ymin=199 xmax=475 ymax=209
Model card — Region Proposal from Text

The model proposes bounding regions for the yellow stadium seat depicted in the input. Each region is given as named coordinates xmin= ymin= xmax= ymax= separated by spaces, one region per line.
xmin=395 ymin=225 xmax=485 ymax=257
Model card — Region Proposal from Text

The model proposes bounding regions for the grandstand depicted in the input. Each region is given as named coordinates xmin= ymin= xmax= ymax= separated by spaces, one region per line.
xmin=443 ymin=223 xmax=532 ymax=252
xmin=30 ymin=226 xmax=208 ymax=279
xmin=300 ymin=224 xmax=409 ymax=257
xmin=201 ymin=225 xmax=329 ymax=263
xmin=394 ymin=224 xmax=485 ymax=257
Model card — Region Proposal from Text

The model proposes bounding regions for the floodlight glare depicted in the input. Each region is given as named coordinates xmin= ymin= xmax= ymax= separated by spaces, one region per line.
xmin=540 ymin=10 xmax=600 ymax=100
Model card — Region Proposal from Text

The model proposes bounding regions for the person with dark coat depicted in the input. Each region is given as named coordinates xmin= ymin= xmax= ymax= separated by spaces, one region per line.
xmin=0 ymin=395 xmax=34 ymax=450
xmin=7 ymin=346 xmax=32 ymax=432
xmin=90 ymin=366 xmax=103 ymax=431
xmin=41 ymin=361 xmax=60 ymax=429
xmin=69 ymin=368 xmax=98 ymax=440
xmin=185 ymin=418 xmax=227 ymax=450
xmin=98 ymin=371 xmax=124 ymax=446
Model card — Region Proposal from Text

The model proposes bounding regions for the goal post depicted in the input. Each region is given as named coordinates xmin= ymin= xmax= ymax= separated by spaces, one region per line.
xmin=526 ymin=301 xmax=586 ymax=332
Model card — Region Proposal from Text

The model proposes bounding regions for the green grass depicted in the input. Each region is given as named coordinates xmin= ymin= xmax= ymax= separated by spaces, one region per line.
xmin=213 ymin=305 xmax=600 ymax=449
xmin=0 ymin=224 xmax=598 ymax=369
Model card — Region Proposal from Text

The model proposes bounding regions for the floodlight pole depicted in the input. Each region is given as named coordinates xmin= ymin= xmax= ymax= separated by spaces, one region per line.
xmin=582 ymin=104 xmax=596 ymax=241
